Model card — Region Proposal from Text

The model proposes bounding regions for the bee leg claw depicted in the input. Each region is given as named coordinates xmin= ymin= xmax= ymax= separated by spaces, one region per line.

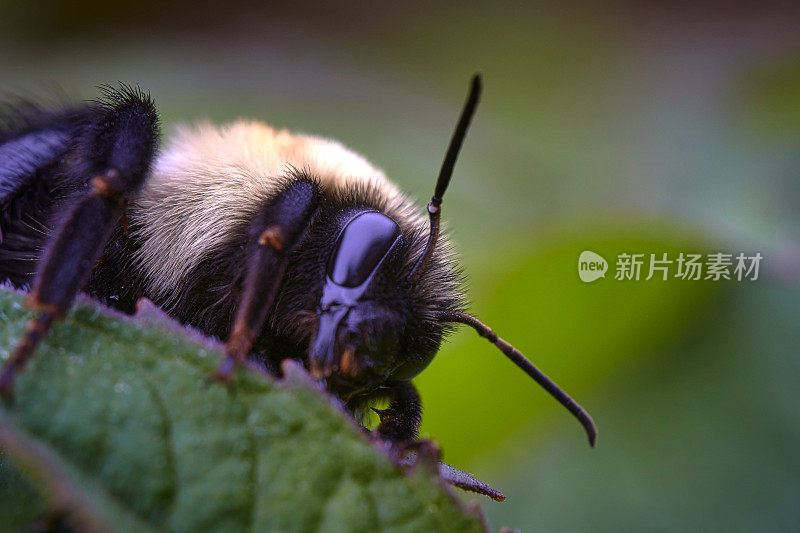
xmin=398 ymin=439 xmax=442 ymax=468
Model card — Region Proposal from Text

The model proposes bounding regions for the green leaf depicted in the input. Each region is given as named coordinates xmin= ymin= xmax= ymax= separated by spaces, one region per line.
xmin=0 ymin=288 xmax=486 ymax=532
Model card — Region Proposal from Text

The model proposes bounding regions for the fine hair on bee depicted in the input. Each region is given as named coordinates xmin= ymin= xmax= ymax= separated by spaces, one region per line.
xmin=0 ymin=75 xmax=596 ymax=469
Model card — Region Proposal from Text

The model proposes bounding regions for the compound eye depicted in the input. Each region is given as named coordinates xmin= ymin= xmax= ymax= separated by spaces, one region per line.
xmin=327 ymin=212 xmax=400 ymax=287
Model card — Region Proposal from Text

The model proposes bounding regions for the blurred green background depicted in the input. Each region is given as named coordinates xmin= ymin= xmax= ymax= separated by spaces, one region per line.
xmin=2 ymin=1 xmax=798 ymax=530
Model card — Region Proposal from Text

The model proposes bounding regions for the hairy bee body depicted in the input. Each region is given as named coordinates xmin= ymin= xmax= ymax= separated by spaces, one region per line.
xmin=133 ymin=120 xmax=463 ymax=388
xmin=0 ymin=79 xmax=596 ymax=473
xmin=0 ymin=91 xmax=461 ymax=411
xmin=126 ymin=120 xmax=459 ymax=339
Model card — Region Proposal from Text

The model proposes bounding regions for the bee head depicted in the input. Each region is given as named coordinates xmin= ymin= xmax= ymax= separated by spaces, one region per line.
xmin=307 ymin=74 xmax=597 ymax=445
xmin=308 ymin=211 xmax=412 ymax=395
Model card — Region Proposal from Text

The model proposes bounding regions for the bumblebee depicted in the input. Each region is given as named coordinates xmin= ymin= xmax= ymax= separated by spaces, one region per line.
xmin=0 ymin=76 xmax=595 ymax=462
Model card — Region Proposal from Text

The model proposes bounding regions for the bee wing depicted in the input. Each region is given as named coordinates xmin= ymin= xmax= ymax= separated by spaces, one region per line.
xmin=0 ymin=128 xmax=71 ymax=207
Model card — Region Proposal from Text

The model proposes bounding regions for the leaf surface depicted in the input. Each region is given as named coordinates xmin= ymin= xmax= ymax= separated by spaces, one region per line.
xmin=0 ymin=289 xmax=485 ymax=532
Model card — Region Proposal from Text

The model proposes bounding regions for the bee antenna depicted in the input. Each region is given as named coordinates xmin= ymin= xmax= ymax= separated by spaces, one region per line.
xmin=436 ymin=310 xmax=598 ymax=447
xmin=408 ymin=74 xmax=482 ymax=282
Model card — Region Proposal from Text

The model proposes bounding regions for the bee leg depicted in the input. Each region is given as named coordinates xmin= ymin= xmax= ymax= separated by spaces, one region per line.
xmin=373 ymin=381 xmax=422 ymax=444
xmin=373 ymin=382 xmax=445 ymax=470
xmin=0 ymin=89 xmax=159 ymax=401
xmin=212 ymin=178 xmax=320 ymax=383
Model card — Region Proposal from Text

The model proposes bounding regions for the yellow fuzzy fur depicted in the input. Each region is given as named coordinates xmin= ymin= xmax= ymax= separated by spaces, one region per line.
xmin=128 ymin=120 xmax=417 ymax=304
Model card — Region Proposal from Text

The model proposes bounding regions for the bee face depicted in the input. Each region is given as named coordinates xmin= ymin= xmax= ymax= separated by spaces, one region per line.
xmin=310 ymin=301 xmax=404 ymax=397
xmin=308 ymin=210 xmax=410 ymax=396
